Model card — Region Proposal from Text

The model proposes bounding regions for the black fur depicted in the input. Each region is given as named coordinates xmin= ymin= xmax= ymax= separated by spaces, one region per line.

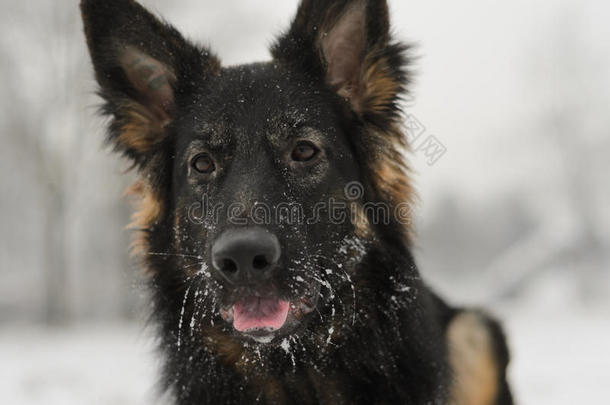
xmin=80 ymin=1 xmax=513 ymax=404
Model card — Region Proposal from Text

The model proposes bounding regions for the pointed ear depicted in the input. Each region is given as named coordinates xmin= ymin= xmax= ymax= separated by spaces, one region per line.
xmin=81 ymin=0 xmax=220 ymax=164
xmin=272 ymin=0 xmax=409 ymax=125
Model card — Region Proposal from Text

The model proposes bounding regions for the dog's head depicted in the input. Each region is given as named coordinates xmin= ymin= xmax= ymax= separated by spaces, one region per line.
xmin=82 ymin=0 xmax=413 ymax=362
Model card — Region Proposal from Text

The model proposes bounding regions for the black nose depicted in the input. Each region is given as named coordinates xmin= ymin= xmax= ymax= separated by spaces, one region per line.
xmin=211 ymin=227 xmax=281 ymax=285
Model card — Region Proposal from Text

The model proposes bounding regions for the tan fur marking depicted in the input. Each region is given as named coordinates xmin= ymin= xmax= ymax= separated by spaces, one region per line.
xmin=351 ymin=203 xmax=373 ymax=239
xmin=125 ymin=180 xmax=162 ymax=257
xmin=203 ymin=328 xmax=289 ymax=404
xmin=361 ymin=55 xmax=402 ymax=114
xmin=201 ymin=327 xmax=246 ymax=366
xmin=368 ymin=126 xmax=416 ymax=243
xmin=260 ymin=377 xmax=288 ymax=404
xmin=118 ymin=102 xmax=167 ymax=153
xmin=215 ymin=337 xmax=245 ymax=365
xmin=448 ymin=312 xmax=499 ymax=405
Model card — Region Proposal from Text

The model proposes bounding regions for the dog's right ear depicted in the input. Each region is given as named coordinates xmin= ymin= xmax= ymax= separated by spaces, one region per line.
xmin=272 ymin=0 xmax=408 ymax=127
xmin=81 ymin=0 xmax=220 ymax=165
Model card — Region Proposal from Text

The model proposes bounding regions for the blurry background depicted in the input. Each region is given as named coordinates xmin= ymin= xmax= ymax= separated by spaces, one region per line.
xmin=1 ymin=0 xmax=608 ymax=403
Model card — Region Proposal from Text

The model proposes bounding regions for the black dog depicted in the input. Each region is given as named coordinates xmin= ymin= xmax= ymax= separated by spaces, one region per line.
xmin=81 ymin=0 xmax=512 ymax=404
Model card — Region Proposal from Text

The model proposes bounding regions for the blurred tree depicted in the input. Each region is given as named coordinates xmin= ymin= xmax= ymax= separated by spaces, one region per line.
xmin=0 ymin=3 xmax=85 ymax=323
xmin=546 ymin=7 xmax=610 ymax=301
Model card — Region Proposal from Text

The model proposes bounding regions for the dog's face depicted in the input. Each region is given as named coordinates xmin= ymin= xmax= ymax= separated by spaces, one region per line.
xmin=82 ymin=0 xmax=411 ymax=361
xmin=172 ymin=63 xmax=363 ymax=342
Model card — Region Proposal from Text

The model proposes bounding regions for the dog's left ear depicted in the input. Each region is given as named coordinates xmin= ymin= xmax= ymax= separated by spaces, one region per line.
xmin=81 ymin=0 xmax=220 ymax=165
xmin=272 ymin=0 xmax=408 ymax=123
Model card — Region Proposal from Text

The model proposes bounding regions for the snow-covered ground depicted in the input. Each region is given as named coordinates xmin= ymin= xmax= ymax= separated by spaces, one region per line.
xmin=2 ymin=310 xmax=608 ymax=404
xmin=505 ymin=311 xmax=609 ymax=404
xmin=0 ymin=323 xmax=160 ymax=405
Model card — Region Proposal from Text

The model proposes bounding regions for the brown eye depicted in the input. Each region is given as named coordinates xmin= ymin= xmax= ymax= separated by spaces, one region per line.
xmin=192 ymin=154 xmax=215 ymax=174
xmin=291 ymin=142 xmax=318 ymax=162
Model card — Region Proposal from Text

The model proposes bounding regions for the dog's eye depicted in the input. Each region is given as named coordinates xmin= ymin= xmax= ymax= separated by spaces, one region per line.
xmin=291 ymin=142 xmax=318 ymax=162
xmin=192 ymin=153 xmax=215 ymax=174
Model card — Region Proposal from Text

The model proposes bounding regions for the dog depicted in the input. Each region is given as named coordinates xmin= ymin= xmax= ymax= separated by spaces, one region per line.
xmin=80 ymin=0 xmax=513 ymax=404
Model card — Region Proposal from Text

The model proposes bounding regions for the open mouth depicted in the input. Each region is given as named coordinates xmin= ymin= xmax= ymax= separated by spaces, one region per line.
xmin=219 ymin=283 xmax=320 ymax=343
xmin=234 ymin=297 xmax=290 ymax=333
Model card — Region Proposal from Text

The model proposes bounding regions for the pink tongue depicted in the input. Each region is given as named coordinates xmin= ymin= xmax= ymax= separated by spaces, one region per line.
xmin=233 ymin=297 xmax=290 ymax=332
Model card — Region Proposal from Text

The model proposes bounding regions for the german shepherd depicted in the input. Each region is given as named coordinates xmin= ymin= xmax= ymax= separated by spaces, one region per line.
xmin=80 ymin=0 xmax=513 ymax=404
